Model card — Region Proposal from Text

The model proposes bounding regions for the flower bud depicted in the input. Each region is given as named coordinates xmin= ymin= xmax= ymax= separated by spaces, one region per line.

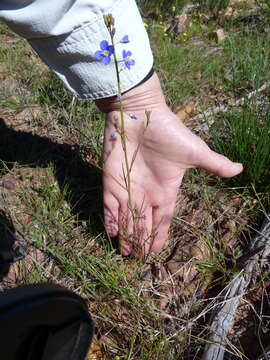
xmin=103 ymin=14 xmax=115 ymax=28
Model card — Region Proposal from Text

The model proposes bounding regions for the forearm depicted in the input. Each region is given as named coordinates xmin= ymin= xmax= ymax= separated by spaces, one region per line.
xmin=0 ymin=0 xmax=153 ymax=99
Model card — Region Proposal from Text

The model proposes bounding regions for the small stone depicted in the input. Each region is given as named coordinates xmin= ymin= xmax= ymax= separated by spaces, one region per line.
xmin=2 ymin=180 xmax=15 ymax=190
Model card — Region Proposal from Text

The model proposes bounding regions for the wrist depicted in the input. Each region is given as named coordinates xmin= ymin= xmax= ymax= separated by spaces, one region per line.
xmin=95 ymin=72 xmax=167 ymax=114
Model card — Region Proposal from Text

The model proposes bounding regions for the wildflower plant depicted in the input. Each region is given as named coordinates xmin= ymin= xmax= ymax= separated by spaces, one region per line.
xmin=94 ymin=14 xmax=150 ymax=257
xmin=94 ymin=40 xmax=114 ymax=65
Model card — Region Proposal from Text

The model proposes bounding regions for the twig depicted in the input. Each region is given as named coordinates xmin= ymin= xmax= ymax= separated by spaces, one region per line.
xmin=192 ymin=82 xmax=270 ymax=134
xmin=202 ymin=215 xmax=270 ymax=360
xmin=181 ymin=4 xmax=200 ymax=15
xmin=257 ymin=345 xmax=270 ymax=360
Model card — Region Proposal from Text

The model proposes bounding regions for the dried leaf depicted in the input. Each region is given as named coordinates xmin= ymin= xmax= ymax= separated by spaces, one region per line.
xmin=224 ymin=6 xmax=233 ymax=16
xmin=87 ymin=336 xmax=105 ymax=360
xmin=0 ymin=34 xmax=19 ymax=44
xmin=175 ymin=103 xmax=194 ymax=121
xmin=200 ymin=24 xmax=208 ymax=33
xmin=2 ymin=263 xmax=19 ymax=284
xmin=14 ymin=106 xmax=42 ymax=122
xmin=194 ymin=71 xmax=202 ymax=80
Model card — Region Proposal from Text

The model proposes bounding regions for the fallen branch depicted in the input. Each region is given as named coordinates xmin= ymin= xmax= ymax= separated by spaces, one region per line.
xmin=257 ymin=345 xmax=270 ymax=360
xmin=181 ymin=4 xmax=200 ymax=15
xmin=202 ymin=215 xmax=270 ymax=360
xmin=192 ymin=82 xmax=270 ymax=134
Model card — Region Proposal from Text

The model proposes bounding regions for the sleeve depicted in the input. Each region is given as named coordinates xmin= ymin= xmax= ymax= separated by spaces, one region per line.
xmin=0 ymin=0 xmax=153 ymax=100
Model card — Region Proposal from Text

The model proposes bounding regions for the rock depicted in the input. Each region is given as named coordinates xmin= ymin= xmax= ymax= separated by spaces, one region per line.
xmin=2 ymin=180 xmax=15 ymax=191
xmin=213 ymin=28 xmax=227 ymax=44
xmin=1 ymin=175 xmax=18 ymax=191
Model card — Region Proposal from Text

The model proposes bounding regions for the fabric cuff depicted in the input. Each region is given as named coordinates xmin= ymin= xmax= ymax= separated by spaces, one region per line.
xmin=28 ymin=0 xmax=153 ymax=100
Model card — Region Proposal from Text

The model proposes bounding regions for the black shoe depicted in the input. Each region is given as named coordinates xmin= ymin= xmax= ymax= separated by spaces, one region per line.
xmin=0 ymin=283 xmax=94 ymax=360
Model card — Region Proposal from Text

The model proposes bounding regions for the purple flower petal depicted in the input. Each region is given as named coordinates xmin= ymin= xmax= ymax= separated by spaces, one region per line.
xmin=110 ymin=132 xmax=117 ymax=139
xmin=100 ymin=40 xmax=109 ymax=50
xmin=125 ymin=62 xmax=131 ymax=70
xmin=95 ymin=40 xmax=114 ymax=65
xmin=108 ymin=45 xmax=115 ymax=55
xmin=102 ymin=56 xmax=111 ymax=65
xmin=121 ymin=35 xmax=130 ymax=43
xmin=124 ymin=58 xmax=135 ymax=70
xmin=94 ymin=50 xmax=103 ymax=61
xmin=123 ymin=49 xmax=132 ymax=59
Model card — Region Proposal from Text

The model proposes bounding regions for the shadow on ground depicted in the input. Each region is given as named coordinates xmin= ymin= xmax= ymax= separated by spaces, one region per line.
xmin=0 ymin=117 xmax=103 ymax=228
xmin=0 ymin=210 xmax=17 ymax=279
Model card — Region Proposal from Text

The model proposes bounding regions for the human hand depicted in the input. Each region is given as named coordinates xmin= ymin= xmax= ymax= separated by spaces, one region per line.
xmin=96 ymin=73 xmax=243 ymax=257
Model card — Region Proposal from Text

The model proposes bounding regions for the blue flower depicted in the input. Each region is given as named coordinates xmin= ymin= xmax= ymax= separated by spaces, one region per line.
xmin=120 ymin=35 xmax=130 ymax=43
xmin=122 ymin=50 xmax=135 ymax=70
xmin=110 ymin=132 xmax=117 ymax=140
xmin=94 ymin=40 xmax=114 ymax=65
xmin=129 ymin=113 xmax=138 ymax=120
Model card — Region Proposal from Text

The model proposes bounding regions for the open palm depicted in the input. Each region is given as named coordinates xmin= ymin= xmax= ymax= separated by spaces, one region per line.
xmin=96 ymin=73 xmax=243 ymax=257
xmin=102 ymin=104 xmax=242 ymax=257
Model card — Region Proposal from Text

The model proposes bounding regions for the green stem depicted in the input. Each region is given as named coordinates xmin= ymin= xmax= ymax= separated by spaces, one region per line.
xmin=110 ymin=33 xmax=133 ymax=213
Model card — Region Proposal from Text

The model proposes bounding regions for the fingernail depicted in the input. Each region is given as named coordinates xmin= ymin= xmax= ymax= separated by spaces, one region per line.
xmin=121 ymin=244 xmax=131 ymax=256
xmin=234 ymin=162 xmax=244 ymax=171
xmin=235 ymin=162 xmax=243 ymax=167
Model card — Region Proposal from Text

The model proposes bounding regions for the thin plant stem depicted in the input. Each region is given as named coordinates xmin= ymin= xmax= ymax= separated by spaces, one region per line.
xmin=109 ymin=32 xmax=135 ymax=223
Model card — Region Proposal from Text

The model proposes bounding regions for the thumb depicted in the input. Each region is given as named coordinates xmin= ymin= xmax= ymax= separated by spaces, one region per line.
xmin=198 ymin=148 xmax=243 ymax=178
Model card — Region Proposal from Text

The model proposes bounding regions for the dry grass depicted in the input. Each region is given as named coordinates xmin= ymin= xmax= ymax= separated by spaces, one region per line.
xmin=1 ymin=1 xmax=270 ymax=358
